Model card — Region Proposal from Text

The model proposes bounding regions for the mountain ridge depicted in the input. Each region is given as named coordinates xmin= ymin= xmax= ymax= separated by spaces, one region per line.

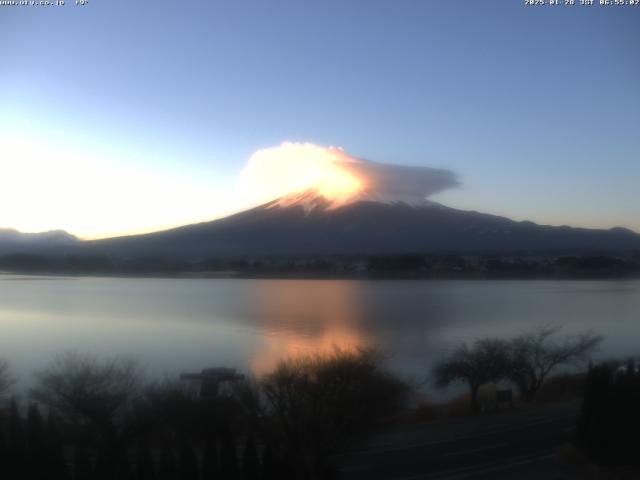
xmin=2 ymin=196 xmax=639 ymax=259
xmin=0 ymin=228 xmax=78 ymax=255
xmin=78 ymin=194 xmax=640 ymax=259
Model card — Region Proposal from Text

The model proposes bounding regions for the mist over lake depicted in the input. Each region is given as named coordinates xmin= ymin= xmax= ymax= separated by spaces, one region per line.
xmin=1 ymin=274 xmax=637 ymax=392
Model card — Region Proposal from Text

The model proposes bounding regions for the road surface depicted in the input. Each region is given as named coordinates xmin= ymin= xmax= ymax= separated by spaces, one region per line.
xmin=334 ymin=402 xmax=580 ymax=479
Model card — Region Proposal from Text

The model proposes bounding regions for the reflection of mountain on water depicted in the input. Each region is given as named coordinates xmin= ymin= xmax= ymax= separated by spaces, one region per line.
xmin=1 ymin=275 xmax=640 ymax=391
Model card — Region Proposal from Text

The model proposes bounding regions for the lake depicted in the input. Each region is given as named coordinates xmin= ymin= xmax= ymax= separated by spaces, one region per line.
xmin=1 ymin=275 xmax=638 ymax=394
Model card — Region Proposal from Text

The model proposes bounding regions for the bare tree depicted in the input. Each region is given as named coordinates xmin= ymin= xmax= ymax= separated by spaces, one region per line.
xmin=432 ymin=339 xmax=510 ymax=415
xmin=31 ymin=352 xmax=143 ymax=455
xmin=260 ymin=348 xmax=408 ymax=477
xmin=0 ymin=359 xmax=15 ymax=397
xmin=506 ymin=326 xmax=602 ymax=402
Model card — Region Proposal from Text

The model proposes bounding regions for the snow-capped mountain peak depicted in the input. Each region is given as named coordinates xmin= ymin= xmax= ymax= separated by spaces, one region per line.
xmin=268 ymin=187 xmax=431 ymax=212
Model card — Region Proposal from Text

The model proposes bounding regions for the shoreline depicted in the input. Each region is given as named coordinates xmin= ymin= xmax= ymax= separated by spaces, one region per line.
xmin=2 ymin=269 xmax=640 ymax=281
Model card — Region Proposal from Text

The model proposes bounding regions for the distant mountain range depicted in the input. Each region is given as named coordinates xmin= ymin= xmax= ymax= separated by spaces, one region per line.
xmin=0 ymin=228 xmax=78 ymax=254
xmin=2 ymin=193 xmax=640 ymax=262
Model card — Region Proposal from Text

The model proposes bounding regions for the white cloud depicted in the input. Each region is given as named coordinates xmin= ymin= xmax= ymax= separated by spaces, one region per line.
xmin=239 ymin=142 xmax=459 ymax=207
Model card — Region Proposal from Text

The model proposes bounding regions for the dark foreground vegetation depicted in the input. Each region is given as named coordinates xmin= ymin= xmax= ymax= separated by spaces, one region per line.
xmin=0 ymin=350 xmax=407 ymax=480
xmin=433 ymin=326 xmax=601 ymax=414
xmin=0 ymin=328 xmax=637 ymax=479
xmin=578 ymin=360 xmax=640 ymax=466
xmin=1 ymin=252 xmax=640 ymax=278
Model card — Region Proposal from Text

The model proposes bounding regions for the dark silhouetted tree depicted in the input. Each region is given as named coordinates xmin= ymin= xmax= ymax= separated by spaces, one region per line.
xmin=32 ymin=353 xmax=143 ymax=469
xmin=260 ymin=444 xmax=280 ymax=480
xmin=115 ymin=449 xmax=134 ymax=480
xmin=158 ymin=442 xmax=177 ymax=480
xmin=141 ymin=379 xmax=212 ymax=444
xmin=433 ymin=339 xmax=509 ymax=415
xmin=136 ymin=439 xmax=156 ymax=480
xmin=7 ymin=398 xmax=26 ymax=479
xmin=32 ymin=353 xmax=142 ymax=426
xmin=219 ymin=425 xmax=238 ymax=479
xmin=241 ymin=435 xmax=259 ymax=480
xmin=0 ymin=413 xmax=8 ymax=478
xmin=0 ymin=359 xmax=15 ymax=398
xmin=506 ymin=326 xmax=601 ymax=402
xmin=259 ymin=445 xmax=296 ymax=480
xmin=74 ymin=445 xmax=94 ymax=480
xmin=202 ymin=438 xmax=219 ymax=480
xmin=578 ymin=360 xmax=640 ymax=466
xmin=45 ymin=412 xmax=69 ymax=480
xmin=26 ymin=403 xmax=48 ymax=480
xmin=178 ymin=440 xmax=198 ymax=480
xmin=93 ymin=449 xmax=114 ymax=480
xmin=261 ymin=348 xmax=408 ymax=477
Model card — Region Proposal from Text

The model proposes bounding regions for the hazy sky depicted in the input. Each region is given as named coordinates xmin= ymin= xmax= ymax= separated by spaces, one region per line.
xmin=1 ymin=0 xmax=638 ymax=239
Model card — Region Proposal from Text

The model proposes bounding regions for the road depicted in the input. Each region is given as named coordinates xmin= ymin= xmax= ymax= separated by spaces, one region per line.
xmin=334 ymin=402 xmax=580 ymax=479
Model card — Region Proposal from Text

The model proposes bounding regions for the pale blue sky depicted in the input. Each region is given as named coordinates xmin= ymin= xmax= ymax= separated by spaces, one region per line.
xmin=1 ymin=1 xmax=638 ymax=238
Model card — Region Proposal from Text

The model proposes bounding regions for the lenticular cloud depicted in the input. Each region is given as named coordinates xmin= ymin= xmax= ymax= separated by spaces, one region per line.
xmin=342 ymin=157 xmax=459 ymax=204
xmin=239 ymin=142 xmax=459 ymax=207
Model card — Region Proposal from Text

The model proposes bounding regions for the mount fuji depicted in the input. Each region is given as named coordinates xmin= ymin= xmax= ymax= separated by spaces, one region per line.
xmin=78 ymin=190 xmax=640 ymax=259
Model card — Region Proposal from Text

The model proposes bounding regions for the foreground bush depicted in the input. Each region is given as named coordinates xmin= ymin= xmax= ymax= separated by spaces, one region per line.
xmin=0 ymin=348 xmax=408 ymax=479
xmin=578 ymin=360 xmax=640 ymax=466
xmin=260 ymin=348 xmax=409 ymax=477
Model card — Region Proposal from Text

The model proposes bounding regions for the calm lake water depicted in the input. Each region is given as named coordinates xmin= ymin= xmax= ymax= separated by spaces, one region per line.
xmin=1 ymin=274 xmax=639 ymax=393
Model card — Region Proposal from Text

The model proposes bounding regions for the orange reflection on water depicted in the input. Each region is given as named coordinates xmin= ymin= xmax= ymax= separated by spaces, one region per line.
xmin=247 ymin=280 xmax=372 ymax=375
